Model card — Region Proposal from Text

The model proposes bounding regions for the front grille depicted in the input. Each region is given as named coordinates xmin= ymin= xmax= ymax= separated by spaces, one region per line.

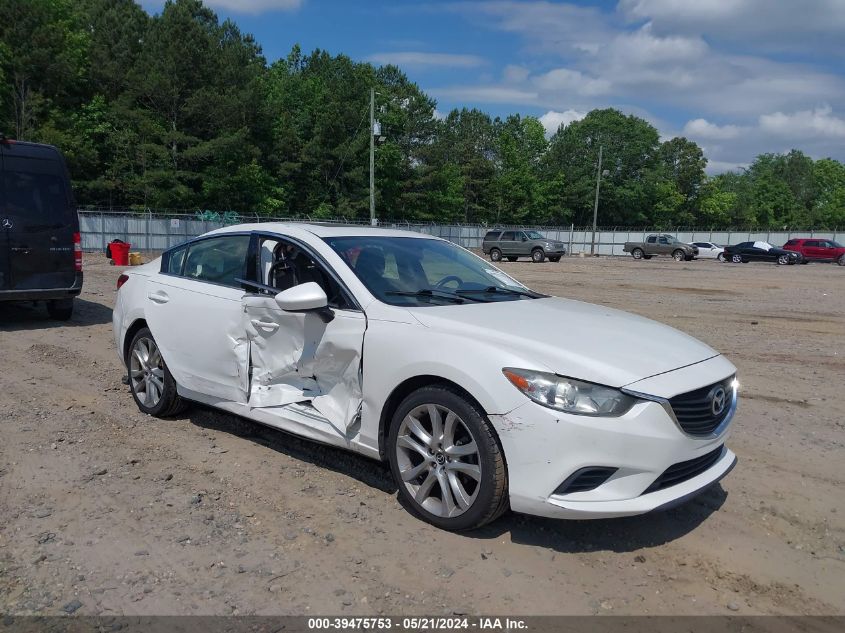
xmin=643 ymin=446 xmax=724 ymax=494
xmin=553 ymin=242 xmax=565 ymax=249
xmin=669 ymin=376 xmax=734 ymax=436
xmin=554 ymin=467 xmax=617 ymax=495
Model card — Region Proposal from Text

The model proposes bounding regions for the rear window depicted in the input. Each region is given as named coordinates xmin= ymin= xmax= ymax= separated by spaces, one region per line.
xmin=484 ymin=231 xmax=501 ymax=240
xmin=784 ymin=239 xmax=798 ymax=246
xmin=2 ymin=164 xmax=73 ymax=227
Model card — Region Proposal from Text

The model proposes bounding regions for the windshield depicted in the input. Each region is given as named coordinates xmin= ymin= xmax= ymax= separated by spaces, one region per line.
xmin=524 ymin=231 xmax=544 ymax=239
xmin=324 ymin=236 xmax=537 ymax=307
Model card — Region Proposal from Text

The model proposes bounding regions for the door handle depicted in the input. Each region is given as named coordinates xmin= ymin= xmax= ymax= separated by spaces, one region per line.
xmin=250 ymin=319 xmax=279 ymax=331
xmin=147 ymin=291 xmax=169 ymax=304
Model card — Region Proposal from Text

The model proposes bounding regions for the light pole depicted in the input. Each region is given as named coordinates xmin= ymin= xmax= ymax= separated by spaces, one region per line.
xmin=369 ymin=87 xmax=375 ymax=226
xmin=590 ymin=145 xmax=610 ymax=256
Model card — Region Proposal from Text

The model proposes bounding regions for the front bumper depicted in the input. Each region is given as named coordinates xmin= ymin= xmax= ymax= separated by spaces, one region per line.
xmin=490 ymin=356 xmax=737 ymax=519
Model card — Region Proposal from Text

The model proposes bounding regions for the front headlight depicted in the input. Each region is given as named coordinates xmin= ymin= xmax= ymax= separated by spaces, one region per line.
xmin=502 ymin=368 xmax=638 ymax=417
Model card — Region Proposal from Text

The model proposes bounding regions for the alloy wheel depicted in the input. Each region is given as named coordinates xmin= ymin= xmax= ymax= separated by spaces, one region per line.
xmin=732 ymin=254 xmax=742 ymax=263
xmin=395 ymin=404 xmax=481 ymax=518
xmin=130 ymin=336 xmax=165 ymax=408
xmin=777 ymin=254 xmax=789 ymax=265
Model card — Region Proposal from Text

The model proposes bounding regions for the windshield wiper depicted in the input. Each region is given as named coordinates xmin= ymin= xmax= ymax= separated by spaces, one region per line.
xmin=456 ymin=286 xmax=541 ymax=299
xmin=385 ymin=289 xmax=486 ymax=304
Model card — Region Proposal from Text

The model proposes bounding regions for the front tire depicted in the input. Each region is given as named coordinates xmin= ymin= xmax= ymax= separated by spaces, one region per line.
xmin=531 ymin=248 xmax=545 ymax=263
xmin=387 ymin=385 xmax=508 ymax=531
xmin=672 ymin=249 xmax=685 ymax=262
xmin=717 ymin=253 xmax=726 ymax=262
xmin=489 ymin=248 xmax=502 ymax=262
xmin=838 ymin=254 xmax=845 ymax=266
xmin=777 ymin=254 xmax=790 ymax=265
xmin=47 ymin=298 xmax=73 ymax=321
xmin=127 ymin=327 xmax=186 ymax=417
xmin=731 ymin=254 xmax=743 ymax=264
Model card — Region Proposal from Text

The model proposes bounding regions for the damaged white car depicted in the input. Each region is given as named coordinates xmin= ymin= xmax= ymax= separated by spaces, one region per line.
xmin=113 ymin=224 xmax=738 ymax=531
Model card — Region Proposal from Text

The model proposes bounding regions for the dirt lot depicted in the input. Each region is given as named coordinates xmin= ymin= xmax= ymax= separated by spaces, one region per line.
xmin=1 ymin=252 xmax=843 ymax=616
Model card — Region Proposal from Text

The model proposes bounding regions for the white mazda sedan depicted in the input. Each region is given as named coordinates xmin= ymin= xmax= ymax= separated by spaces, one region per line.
xmin=113 ymin=224 xmax=738 ymax=531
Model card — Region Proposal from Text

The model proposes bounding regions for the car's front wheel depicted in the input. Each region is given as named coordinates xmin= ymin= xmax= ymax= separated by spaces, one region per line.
xmin=489 ymin=248 xmax=502 ymax=262
xmin=717 ymin=253 xmax=726 ymax=262
xmin=777 ymin=254 xmax=791 ymax=265
xmin=672 ymin=249 xmax=686 ymax=262
xmin=388 ymin=385 xmax=508 ymax=531
xmin=127 ymin=327 xmax=186 ymax=417
xmin=531 ymin=248 xmax=545 ymax=263
xmin=838 ymin=254 xmax=845 ymax=266
xmin=731 ymin=254 xmax=743 ymax=263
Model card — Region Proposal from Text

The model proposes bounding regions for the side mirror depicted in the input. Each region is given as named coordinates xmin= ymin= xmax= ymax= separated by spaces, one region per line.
xmin=275 ymin=282 xmax=328 ymax=312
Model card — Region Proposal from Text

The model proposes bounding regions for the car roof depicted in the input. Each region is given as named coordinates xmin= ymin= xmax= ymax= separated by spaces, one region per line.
xmin=0 ymin=138 xmax=63 ymax=160
xmin=206 ymin=222 xmax=439 ymax=241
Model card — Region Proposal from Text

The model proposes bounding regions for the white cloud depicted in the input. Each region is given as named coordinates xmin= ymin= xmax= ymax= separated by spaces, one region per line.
xmin=534 ymin=68 xmax=611 ymax=97
xmin=759 ymin=106 xmax=845 ymax=139
xmin=683 ymin=119 xmax=744 ymax=140
xmin=367 ymin=52 xmax=485 ymax=69
xmin=539 ymin=110 xmax=587 ymax=136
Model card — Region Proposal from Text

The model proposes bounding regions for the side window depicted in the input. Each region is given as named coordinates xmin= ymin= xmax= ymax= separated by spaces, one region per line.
xmin=162 ymin=245 xmax=187 ymax=275
xmin=484 ymin=231 xmax=500 ymax=240
xmin=183 ymin=235 xmax=249 ymax=288
xmin=805 ymin=240 xmax=819 ymax=247
xmin=658 ymin=236 xmax=669 ymax=245
xmin=259 ymin=236 xmax=352 ymax=310
xmin=500 ymin=231 xmax=515 ymax=241
xmin=646 ymin=236 xmax=656 ymax=244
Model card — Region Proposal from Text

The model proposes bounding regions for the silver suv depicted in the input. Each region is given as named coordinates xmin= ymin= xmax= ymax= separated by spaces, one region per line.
xmin=482 ymin=229 xmax=567 ymax=263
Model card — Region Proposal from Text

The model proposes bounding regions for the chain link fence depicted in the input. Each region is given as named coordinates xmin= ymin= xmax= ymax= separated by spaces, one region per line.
xmin=78 ymin=209 xmax=842 ymax=256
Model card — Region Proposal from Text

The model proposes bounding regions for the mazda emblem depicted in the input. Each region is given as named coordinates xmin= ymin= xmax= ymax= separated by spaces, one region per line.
xmin=1 ymin=218 xmax=11 ymax=229
xmin=710 ymin=386 xmax=727 ymax=416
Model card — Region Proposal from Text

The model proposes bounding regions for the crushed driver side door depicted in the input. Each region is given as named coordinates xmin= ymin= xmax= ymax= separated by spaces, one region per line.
xmin=240 ymin=234 xmax=366 ymax=433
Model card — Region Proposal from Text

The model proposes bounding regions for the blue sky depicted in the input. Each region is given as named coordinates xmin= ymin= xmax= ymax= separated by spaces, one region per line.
xmin=141 ymin=0 xmax=845 ymax=173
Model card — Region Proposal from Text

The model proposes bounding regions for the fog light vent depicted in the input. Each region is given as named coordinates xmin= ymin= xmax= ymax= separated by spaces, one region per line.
xmin=554 ymin=467 xmax=618 ymax=495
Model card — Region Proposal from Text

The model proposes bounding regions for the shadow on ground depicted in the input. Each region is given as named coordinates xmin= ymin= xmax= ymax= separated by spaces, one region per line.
xmin=0 ymin=297 xmax=112 ymax=330
xmin=184 ymin=402 xmax=727 ymax=553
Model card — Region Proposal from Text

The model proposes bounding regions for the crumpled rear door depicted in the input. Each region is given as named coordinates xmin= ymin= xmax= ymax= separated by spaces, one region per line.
xmin=241 ymin=294 xmax=366 ymax=431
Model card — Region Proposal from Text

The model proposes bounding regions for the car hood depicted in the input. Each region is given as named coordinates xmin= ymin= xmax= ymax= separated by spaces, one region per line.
xmin=408 ymin=297 xmax=718 ymax=388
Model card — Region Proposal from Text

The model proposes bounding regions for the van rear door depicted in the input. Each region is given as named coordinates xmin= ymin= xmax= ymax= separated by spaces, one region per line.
xmin=0 ymin=143 xmax=78 ymax=292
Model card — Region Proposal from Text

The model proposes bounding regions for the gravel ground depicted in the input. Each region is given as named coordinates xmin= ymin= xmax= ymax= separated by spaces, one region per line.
xmin=0 ymin=252 xmax=843 ymax=616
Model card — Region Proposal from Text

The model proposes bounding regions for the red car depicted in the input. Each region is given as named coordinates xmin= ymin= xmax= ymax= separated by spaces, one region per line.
xmin=783 ymin=238 xmax=845 ymax=266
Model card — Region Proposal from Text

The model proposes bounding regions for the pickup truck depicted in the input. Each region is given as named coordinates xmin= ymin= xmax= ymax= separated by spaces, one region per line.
xmin=623 ymin=234 xmax=698 ymax=261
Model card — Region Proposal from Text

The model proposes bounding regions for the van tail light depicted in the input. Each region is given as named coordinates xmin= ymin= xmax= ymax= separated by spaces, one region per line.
xmin=73 ymin=232 xmax=83 ymax=271
xmin=116 ymin=274 xmax=129 ymax=290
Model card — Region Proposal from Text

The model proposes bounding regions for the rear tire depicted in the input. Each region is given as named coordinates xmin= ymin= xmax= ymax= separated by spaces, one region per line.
xmin=387 ymin=385 xmax=508 ymax=531
xmin=127 ymin=327 xmax=186 ymax=418
xmin=46 ymin=299 xmax=73 ymax=321
xmin=631 ymin=248 xmax=644 ymax=260
xmin=489 ymin=248 xmax=502 ymax=262
xmin=531 ymin=248 xmax=545 ymax=263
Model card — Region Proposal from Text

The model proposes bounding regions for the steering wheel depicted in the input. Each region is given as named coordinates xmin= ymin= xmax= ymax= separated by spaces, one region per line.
xmin=435 ymin=275 xmax=463 ymax=290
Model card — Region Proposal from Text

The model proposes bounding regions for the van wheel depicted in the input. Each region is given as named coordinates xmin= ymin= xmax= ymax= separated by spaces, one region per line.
xmin=489 ymin=248 xmax=502 ymax=262
xmin=47 ymin=299 xmax=74 ymax=321
xmin=388 ymin=386 xmax=508 ymax=531
xmin=531 ymin=248 xmax=545 ymax=263
xmin=127 ymin=327 xmax=186 ymax=417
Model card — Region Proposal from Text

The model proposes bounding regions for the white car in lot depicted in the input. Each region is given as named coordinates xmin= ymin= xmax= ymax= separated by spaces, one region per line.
xmin=113 ymin=224 xmax=738 ymax=531
xmin=691 ymin=241 xmax=726 ymax=261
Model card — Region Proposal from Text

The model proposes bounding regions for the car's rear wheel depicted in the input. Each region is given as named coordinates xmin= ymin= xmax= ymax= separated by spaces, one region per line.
xmin=489 ymin=248 xmax=502 ymax=262
xmin=531 ymin=248 xmax=545 ymax=263
xmin=388 ymin=385 xmax=508 ymax=531
xmin=506 ymin=256 xmax=518 ymax=262
xmin=672 ymin=249 xmax=685 ymax=262
xmin=548 ymin=256 xmax=561 ymax=262
xmin=46 ymin=298 xmax=73 ymax=321
xmin=631 ymin=248 xmax=644 ymax=260
xmin=128 ymin=327 xmax=186 ymax=417
xmin=731 ymin=254 xmax=743 ymax=263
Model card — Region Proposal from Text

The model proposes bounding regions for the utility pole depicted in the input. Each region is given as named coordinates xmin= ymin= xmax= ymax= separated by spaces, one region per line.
xmin=590 ymin=145 xmax=603 ymax=256
xmin=369 ymin=87 xmax=376 ymax=226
